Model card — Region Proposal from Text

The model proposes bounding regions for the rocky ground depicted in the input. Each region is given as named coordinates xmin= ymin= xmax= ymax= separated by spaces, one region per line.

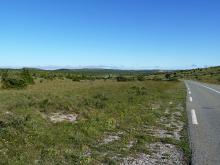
xmin=121 ymin=142 xmax=184 ymax=165
xmin=99 ymin=102 xmax=188 ymax=165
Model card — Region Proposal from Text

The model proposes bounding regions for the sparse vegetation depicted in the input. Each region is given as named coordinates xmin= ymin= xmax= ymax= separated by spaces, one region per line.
xmin=0 ymin=70 xmax=190 ymax=164
xmin=2 ymin=66 xmax=215 ymax=164
xmin=175 ymin=66 xmax=220 ymax=84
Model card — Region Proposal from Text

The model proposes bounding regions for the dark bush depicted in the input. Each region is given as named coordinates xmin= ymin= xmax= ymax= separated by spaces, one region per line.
xmin=165 ymin=73 xmax=171 ymax=79
xmin=21 ymin=68 xmax=34 ymax=84
xmin=1 ymin=71 xmax=27 ymax=89
xmin=1 ymin=69 xmax=34 ymax=89
xmin=137 ymin=74 xmax=145 ymax=81
xmin=72 ymin=76 xmax=81 ymax=82
xmin=116 ymin=75 xmax=128 ymax=82
xmin=2 ymin=78 xmax=27 ymax=89
xmin=0 ymin=113 xmax=26 ymax=130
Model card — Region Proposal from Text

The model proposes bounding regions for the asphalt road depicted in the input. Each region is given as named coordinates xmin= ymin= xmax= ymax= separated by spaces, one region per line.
xmin=185 ymin=81 xmax=220 ymax=165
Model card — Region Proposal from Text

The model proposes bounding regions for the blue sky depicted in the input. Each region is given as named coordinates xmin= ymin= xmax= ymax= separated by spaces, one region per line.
xmin=0 ymin=0 xmax=220 ymax=69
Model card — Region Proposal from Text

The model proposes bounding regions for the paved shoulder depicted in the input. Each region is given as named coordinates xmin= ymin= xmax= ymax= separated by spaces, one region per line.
xmin=185 ymin=81 xmax=220 ymax=165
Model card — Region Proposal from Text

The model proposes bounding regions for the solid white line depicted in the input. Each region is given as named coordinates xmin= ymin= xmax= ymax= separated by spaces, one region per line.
xmin=198 ymin=84 xmax=220 ymax=94
xmin=191 ymin=109 xmax=198 ymax=125
xmin=189 ymin=96 xmax=193 ymax=102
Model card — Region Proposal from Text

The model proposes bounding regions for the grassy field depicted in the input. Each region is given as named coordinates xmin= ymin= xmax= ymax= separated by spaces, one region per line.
xmin=0 ymin=79 xmax=190 ymax=164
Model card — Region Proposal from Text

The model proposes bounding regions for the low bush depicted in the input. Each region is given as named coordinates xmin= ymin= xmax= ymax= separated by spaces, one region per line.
xmin=1 ymin=69 xmax=34 ymax=89
xmin=116 ymin=75 xmax=135 ymax=82
xmin=116 ymin=75 xmax=128 ymax=82
xmin=2 ymin=78 xmax=27 ymax=89
xmin=21 ymin=68 xmax=34 ymax=84
xmin=137 ymin=74 xmax=145 ymax=81
xmin=72 ymin=76 xmax=81 ymax=82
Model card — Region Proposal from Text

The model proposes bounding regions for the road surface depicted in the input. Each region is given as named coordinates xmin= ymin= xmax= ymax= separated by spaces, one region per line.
xmin=185 ymin=81 xmax=220 ymax=165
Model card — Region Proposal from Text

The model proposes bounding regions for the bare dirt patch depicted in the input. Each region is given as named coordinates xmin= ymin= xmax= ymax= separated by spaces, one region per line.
xmin=100 ymin=132 xmax=124 ymax=145
xmin=49 ymin=113 xmax=78 ymax=123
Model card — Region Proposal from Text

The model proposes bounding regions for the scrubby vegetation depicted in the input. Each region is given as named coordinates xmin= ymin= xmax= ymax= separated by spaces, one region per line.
xmin=1 ymin=69 xmax=34 ymax=89
xmin=0 ymin=69 xmax=190 ymax=164
xmin=0 ymin=64 xmax=218 ymax=164
xmin=143 ymin=66 xmax=220 ymax=84
xmin=175 ymin=66 xmax=220 ymax=84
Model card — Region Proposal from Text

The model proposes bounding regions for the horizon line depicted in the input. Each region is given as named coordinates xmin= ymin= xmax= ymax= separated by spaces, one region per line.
xmin=0 ymin=65 xmax=218 ymax=71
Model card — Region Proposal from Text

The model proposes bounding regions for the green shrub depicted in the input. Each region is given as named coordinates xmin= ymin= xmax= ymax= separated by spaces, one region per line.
xmin=165 ymin=73 xmax=171 ymax=80
xmin=1 ymin=69 xmax=34 ymax=89
xmin=0 ymin=113 xmax=26 ymax=130
xmin=20 ymin=68 xmax=34 ymax=84
xmin=72 ymin=76 xmax=81 ymax=82
xmin=1 ymin=70 xmax=27 ymax=89
xmin=2 ymin=78 xmax=27 ymax=89
xmin=137 ymin=74 xmax=145 ymax=81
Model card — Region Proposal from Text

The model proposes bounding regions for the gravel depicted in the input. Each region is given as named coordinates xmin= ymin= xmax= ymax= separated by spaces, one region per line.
xmin=121 ymin=142 xmax=185 ymax=165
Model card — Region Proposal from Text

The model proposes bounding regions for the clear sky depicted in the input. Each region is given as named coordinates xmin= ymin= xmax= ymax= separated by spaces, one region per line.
xmin=0 ymin=0 xmax=220 ymax=69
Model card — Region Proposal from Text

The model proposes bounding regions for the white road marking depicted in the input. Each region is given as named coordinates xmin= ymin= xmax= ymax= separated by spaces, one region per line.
xmin=198 ymin=84 xmax=220 ymax=94
xmin=189 ymin=96 xmax=193 ymax=102
xmin=189 ymin=91 xmax=191 ymax=95
xmin=191 ymin=109 xmax=198 ymax=125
